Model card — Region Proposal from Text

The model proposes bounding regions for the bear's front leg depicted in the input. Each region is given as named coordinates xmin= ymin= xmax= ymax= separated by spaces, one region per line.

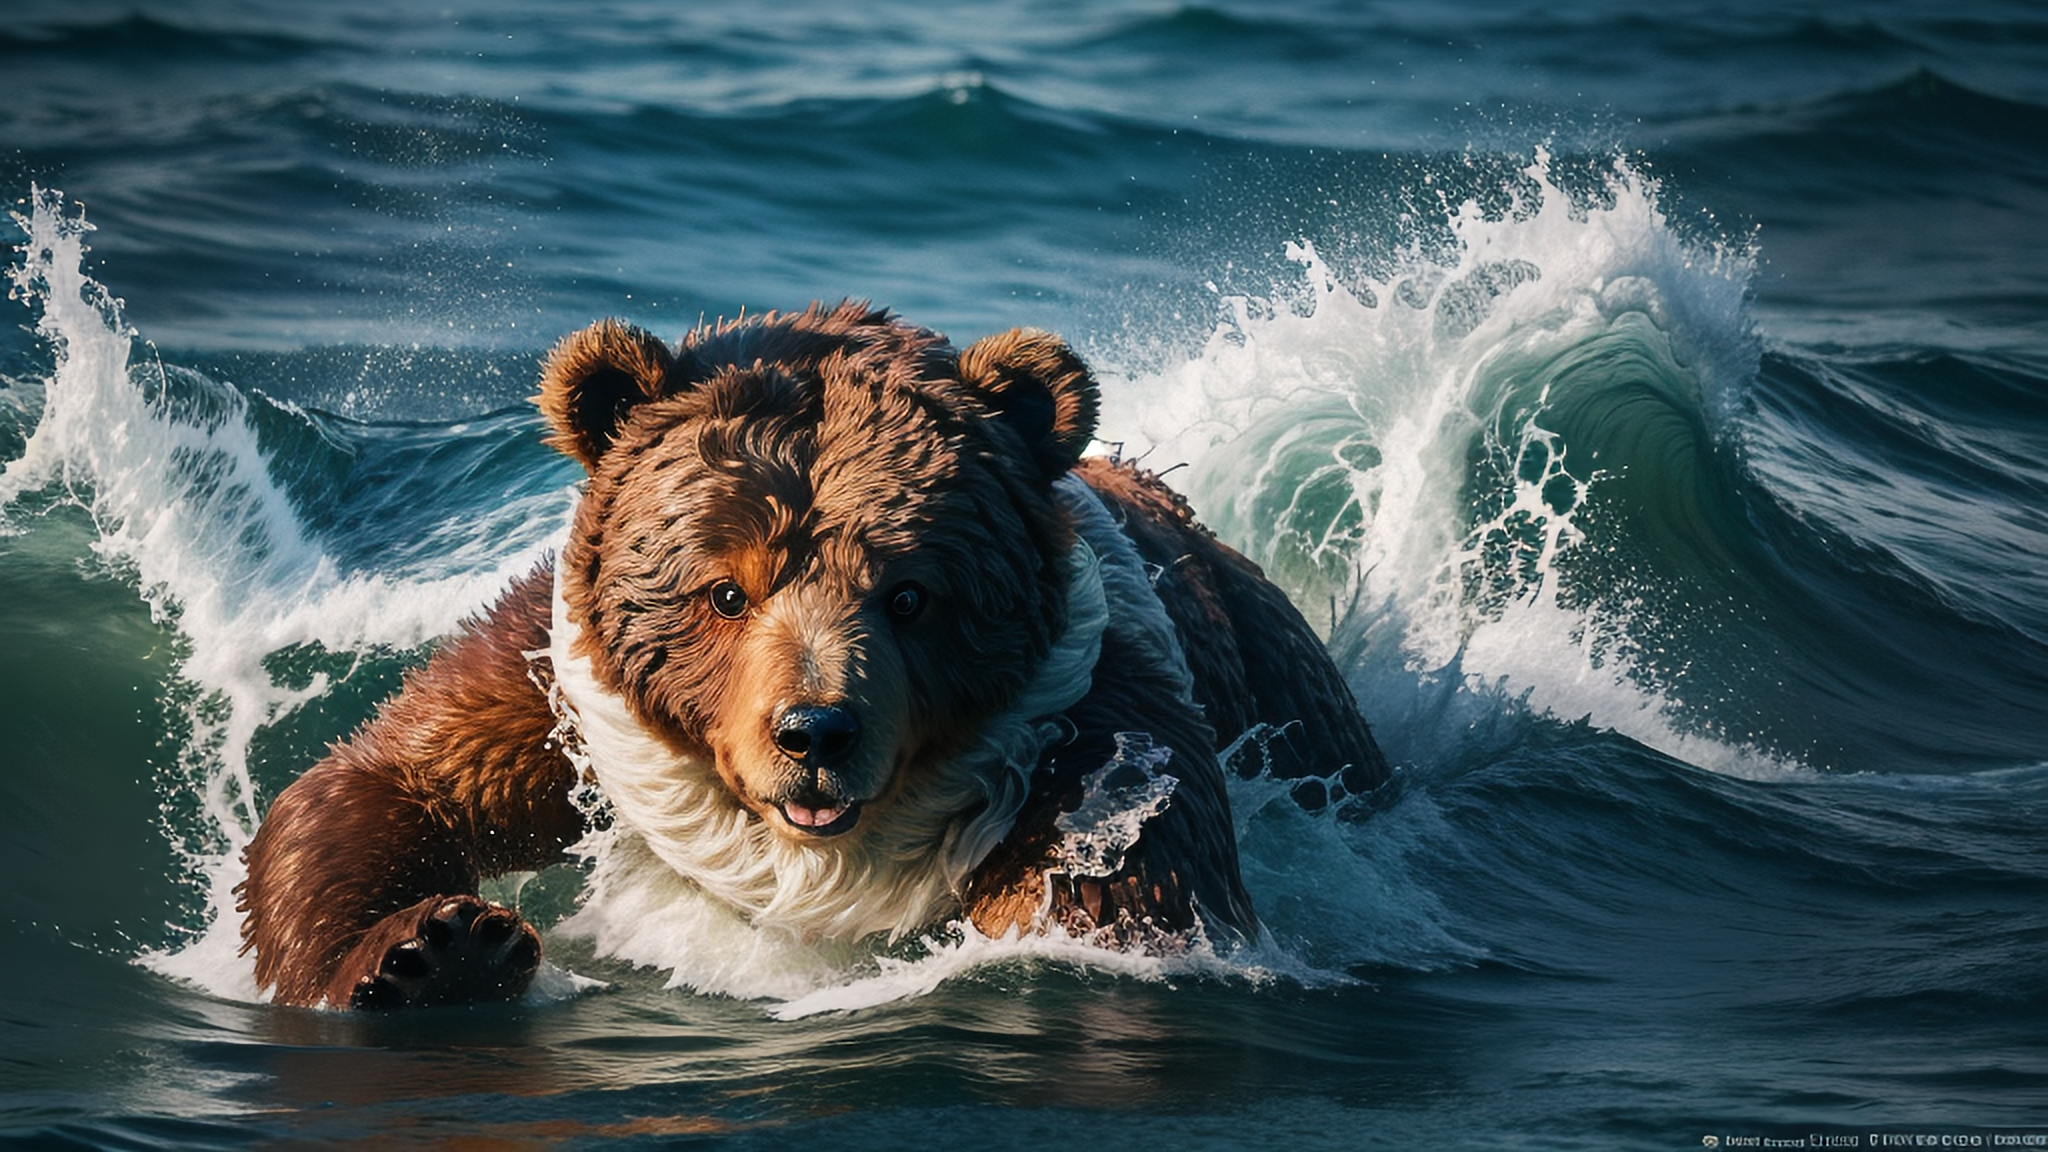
xmin=236 ymin=564 xmax=582 ymax=1009
xmin=329 ymin=894 xmax=541 ymax=1010
xmin=237 ymin=747 xmax=566 ymax=1009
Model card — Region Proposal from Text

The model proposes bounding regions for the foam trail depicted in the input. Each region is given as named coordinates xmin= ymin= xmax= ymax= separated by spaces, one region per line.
xmin=768 ymin=917 xmax=1348 ymax=1020
xmin=1100 ymin=153 xmax=1781 ymax=777
xmin=4 ymin=190 xmax=557 ymax=998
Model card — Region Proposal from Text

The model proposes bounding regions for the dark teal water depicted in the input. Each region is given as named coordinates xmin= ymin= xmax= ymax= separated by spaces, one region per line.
xmin=3 ymin=3 xmax=2046 ymax=1149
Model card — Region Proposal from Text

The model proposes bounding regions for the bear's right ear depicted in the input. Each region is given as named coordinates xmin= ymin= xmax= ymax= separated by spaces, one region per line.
xmin=535 ymin=319 xmax=678 ymax=471
xmin=958 ymin=327 xmax=1100 ymax=482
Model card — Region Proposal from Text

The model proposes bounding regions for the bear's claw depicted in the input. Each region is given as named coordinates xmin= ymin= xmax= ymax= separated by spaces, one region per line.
xmin=345 ymin=895 xmax=540 ymax=1011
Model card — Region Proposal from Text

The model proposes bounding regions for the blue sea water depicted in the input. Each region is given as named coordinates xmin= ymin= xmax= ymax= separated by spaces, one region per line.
xmin=3 ymin=1 xmax=2046 ymax=1148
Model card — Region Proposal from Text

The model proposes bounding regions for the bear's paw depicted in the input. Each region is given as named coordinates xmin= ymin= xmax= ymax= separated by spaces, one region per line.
xmin=337 ymin=895 xmax=541 ymax=1011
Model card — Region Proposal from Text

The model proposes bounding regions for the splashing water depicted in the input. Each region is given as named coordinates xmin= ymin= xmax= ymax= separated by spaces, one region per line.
xmin=1055 ymin=732 xmax=1181 ymax=876
xmin=3 ymin=189 xmax=556 ymax=997
xmin=1100 ymin=152 xmax=1779 ymax=778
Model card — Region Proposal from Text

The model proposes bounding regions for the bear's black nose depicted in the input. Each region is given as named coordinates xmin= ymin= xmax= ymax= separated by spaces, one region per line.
xmin=772 ymin=704 xmax=861 ymax=766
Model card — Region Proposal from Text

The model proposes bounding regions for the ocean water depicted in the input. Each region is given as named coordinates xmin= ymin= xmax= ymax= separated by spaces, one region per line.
xmin=4 ymin=1 xmax=2047 ymax=1148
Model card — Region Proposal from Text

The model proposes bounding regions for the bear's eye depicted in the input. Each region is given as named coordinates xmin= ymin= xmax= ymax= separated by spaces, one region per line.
xmin=885 ymin=580 xmax=928 ymax=623
xmin=708 ymin=579 xmax=750 ymax=620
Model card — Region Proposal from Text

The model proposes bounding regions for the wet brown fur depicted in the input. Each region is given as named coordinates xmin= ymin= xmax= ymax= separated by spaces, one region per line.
xmin=237 ymin=301 xmax=1386 ymax=1008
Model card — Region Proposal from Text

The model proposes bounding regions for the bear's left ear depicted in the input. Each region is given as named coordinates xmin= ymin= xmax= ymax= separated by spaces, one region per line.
xmin=958 ymin=328 xmax=1100 ymax=481
xmin=534 ymin=319 xmax=678 ymax=471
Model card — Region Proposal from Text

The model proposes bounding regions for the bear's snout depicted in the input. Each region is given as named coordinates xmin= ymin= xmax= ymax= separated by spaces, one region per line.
xmin=772 ymin=703 xmax=861 ymax=767
xmin=765 ymin=702 xmax=872 ymax=837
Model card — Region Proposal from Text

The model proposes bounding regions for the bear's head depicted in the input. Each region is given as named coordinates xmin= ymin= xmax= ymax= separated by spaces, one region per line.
xmin=537 ymin=301 xmax=1098 ymax=850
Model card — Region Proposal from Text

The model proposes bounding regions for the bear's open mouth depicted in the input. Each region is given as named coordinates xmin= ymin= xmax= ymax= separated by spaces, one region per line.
xmin=778 ymin=799 xmax=863 ymax=837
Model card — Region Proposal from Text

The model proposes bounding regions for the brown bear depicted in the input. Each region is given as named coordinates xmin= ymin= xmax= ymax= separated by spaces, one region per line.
xmin=237 ymin=301 xmax=1387 ymax=1010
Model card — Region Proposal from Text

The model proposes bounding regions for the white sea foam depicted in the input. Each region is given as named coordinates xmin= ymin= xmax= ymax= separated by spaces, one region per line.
xmin=4 ymin=189 xmax=565 ymax=999
xmin=767 ymin=915 xmax=1351 ymax=1020
xmin=1098 ymin=152 xmax=1792 ymax=780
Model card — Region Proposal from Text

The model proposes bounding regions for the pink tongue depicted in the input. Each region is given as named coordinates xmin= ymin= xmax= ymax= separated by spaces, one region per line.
xmin=784 ymin=802 xmax=848 ymax=828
